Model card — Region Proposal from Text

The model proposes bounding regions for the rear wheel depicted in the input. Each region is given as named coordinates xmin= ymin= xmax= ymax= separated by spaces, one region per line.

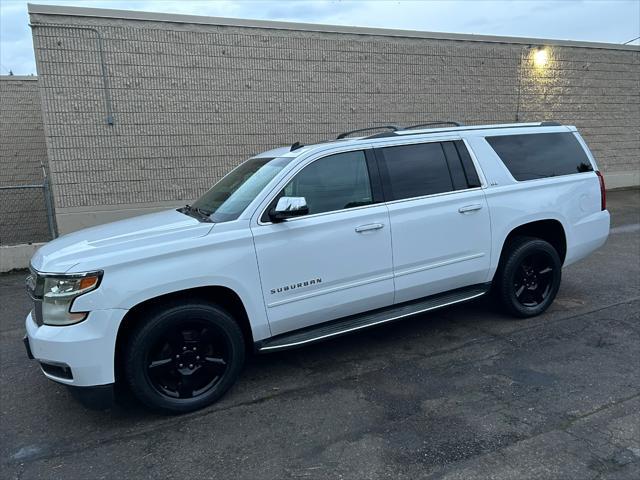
xmin=124 ymin=302 xmax=245 ymax=414
xmin=495 ymin=237 xmax=562 ymax=318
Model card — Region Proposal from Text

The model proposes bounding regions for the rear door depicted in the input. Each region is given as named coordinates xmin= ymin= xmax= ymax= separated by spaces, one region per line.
xmin=375 ymin=139 xmax=492 ymax=303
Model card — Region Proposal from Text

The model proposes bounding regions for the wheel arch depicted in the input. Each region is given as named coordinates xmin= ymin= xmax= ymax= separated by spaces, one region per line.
xmin=498 ymin=219 xmax=567 ymax=267
xmin=114 ymin=285 xmax=253 ymax=382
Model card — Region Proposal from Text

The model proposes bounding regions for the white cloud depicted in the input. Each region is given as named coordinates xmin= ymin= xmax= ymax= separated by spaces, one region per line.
xmin=1 ymin=0 xmax=638 ymax=75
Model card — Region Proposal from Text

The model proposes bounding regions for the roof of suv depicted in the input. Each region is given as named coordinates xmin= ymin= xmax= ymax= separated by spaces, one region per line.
xmin=253 ymin=121 xmax=573 ymax=159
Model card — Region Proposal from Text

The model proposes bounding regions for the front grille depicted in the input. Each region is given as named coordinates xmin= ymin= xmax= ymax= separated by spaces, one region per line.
xmin=26 ymin=269 xmax=45 ymax=327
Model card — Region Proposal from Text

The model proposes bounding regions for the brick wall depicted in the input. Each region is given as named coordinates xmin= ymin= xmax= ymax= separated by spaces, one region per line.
xmin=28 ymin=6 xmax=640 ymax=233
xmin=0 ymin=77 xmax=52 ymax=245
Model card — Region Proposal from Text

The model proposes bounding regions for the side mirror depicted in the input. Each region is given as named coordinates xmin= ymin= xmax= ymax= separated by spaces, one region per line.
xmin=269 ymin=196 xmax=309 ymax=222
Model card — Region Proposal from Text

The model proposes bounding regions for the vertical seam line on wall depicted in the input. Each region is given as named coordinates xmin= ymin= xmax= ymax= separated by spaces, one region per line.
xmin=515 ymin=45 xmax=529 ymax=122
xmin=29 ymin=23 xmax=114 ymax=126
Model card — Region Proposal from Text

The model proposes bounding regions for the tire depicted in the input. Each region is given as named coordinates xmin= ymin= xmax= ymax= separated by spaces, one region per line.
xmin=494 ymin=236 xmax=562 ymax=318
xmin=124 ymin=301 xmax=245 ymax=414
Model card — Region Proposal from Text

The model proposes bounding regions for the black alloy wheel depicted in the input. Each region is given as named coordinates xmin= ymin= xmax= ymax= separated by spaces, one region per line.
xmin=495 ymin=236 xmax=562 ymax=318
xmin=512 ymin=252 xmax=555 ymax=308
xmin=124 ymin=302 xmax=245 ymax=414
xmin=146 ymin=320 xmax=230 ymax=399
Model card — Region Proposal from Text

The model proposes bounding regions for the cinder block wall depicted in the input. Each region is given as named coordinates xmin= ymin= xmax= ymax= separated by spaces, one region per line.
xmin=28 ymin=5 xmax=640 ymax=233
xmin=0 ymin=76 xmax=52 ymax=245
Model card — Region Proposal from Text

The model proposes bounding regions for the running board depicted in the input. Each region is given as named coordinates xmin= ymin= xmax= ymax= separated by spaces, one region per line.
xmin=256 ymin=283 xmax=490 ymax=352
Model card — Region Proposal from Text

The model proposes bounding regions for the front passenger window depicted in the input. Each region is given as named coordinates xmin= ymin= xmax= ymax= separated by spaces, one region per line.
xmin=281 ymin=150 xmax=373 ymax=216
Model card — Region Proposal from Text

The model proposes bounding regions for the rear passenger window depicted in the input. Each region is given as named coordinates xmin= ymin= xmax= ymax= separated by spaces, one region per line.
xmin=486 ymin=132 xmax=593 ymax=181
xmin=378 ymin=142 xmax=453 ymax=201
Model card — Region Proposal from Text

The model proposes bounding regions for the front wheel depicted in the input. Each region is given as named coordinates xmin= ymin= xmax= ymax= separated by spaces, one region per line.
xmin=495 ymin=237 xmax=562 ymax=318
xmin=124 ymin=302 xmax=245 ymax=414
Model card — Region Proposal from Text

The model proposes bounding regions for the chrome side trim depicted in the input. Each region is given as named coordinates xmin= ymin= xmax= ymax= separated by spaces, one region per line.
xmin=393 ymin=253 xmax=485 ymax=278
xmin=376 ymin=186 xmax=483 ymax=208
xmin=258 ymin=290 xmax=487 ymax=351
xmin=266 ymin=272 xmax=394 ymax=308
xmin=29 ymin=266 xmax=104 ymax=279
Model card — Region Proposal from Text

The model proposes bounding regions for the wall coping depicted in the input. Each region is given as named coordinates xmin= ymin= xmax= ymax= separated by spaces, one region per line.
xmin=0 ymin=75 xmax=37 ymax=81
xmin=28 ymin=3 xmax=640 ymax=52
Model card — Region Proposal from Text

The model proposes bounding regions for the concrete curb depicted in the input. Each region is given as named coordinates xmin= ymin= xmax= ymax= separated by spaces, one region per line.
xmin=0 ymin=243 xmax=43 ymax=273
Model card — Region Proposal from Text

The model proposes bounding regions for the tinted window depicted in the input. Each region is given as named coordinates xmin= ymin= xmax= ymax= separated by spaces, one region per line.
xmin=454 ymin=141 xmax=481 ymax=188
xmin=486 ymin=132 xmax=593 ymax=181
xmin=193 ymin=156 xmax=292 ymax=223
xmin=378 ymin=142 xmax=453 ymax=200
xmin=441 ymin=141 xmax=469 ymax=190
xmin=281 ymin=150 xmax=373 ymax=216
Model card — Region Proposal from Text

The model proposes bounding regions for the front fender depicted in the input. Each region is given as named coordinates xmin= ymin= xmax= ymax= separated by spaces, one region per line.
xmin=70 ymin=226 xmax=271 ymax=341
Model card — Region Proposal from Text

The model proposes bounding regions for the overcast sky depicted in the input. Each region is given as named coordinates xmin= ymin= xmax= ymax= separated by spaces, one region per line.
xmin=1 ymin=0 xmax=639 ymax=75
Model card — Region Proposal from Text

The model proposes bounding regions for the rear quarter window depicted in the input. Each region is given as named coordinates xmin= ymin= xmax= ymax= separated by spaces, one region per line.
xmin=486 ymin=132 xmax=593 ymax=181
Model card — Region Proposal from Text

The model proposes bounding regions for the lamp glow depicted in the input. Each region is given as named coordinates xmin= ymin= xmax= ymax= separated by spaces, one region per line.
xmin=533 ymin=48 xmax=549 ymax=68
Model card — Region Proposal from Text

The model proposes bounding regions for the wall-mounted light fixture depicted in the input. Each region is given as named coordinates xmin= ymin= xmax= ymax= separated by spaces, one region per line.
xmin=533 ymin=48 xmax=550 ymax=68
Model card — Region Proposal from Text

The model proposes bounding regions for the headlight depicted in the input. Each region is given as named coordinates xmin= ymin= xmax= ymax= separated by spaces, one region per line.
xmin=42 ymin=272 xmax=102 ymax=326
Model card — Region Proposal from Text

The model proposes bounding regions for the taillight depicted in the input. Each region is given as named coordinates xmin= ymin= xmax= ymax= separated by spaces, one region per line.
xmin=596 ymin=171 xmax=606 ymax=211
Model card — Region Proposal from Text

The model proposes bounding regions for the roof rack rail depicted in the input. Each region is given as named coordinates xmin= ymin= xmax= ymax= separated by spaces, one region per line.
xmin=363 ymin=120 xmax=466 ymax=139
xmin=337 ymin=125 xmax=399 ymax=140
xmin=403 ymin=121 xmax=465 ymax=129
xmin=336 ymin=120 xmax=562 ymax=142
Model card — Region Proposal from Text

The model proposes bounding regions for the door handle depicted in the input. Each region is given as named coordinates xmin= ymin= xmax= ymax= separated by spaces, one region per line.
xmin=355 ymin=223 xmax=385 ymax=233
xmin=458 ymin=204 xmax=483 ymax=214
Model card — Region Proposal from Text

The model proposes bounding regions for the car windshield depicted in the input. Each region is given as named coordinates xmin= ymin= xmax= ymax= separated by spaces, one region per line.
xmin=192 ymin=156 xmax=292 ymax=223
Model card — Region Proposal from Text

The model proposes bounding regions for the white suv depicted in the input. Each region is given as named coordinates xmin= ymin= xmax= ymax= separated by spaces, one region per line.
xmin=24 ymin=121 xmax=610 ymax=413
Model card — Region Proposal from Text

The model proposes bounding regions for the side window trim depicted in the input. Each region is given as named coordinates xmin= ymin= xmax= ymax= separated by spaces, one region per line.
xmin=441 ymin=141 xmax=469 ymax=190
xmin=453 ymin=140 xmax=482 ymax=188
xmin=365 ymin=149 xmax=385 ymax=204
xmin=372 ymin=147 xmax=392 ymax=202
xmin=460 ymin=138 xmax=487 ymax=188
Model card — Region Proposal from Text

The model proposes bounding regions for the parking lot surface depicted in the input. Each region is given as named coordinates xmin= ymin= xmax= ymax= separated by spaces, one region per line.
xmin=1 ymin=189 xmax=639 ymax=480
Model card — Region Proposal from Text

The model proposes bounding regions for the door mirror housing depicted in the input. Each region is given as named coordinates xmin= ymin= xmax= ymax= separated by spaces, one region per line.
xmin=269 ymin=197 xmax=309 ymax=222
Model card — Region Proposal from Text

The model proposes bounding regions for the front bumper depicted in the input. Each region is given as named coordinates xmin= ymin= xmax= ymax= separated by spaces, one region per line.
xmin=25 ymin=308 xmax=127 ymax=387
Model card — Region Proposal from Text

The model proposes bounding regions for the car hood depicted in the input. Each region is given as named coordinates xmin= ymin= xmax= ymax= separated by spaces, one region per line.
xmin=31 ymin=209 xmax=214 ymax=273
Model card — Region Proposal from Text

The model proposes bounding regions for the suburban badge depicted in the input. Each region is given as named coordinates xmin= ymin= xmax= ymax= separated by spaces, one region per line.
xmin=271 ymin=278 xmax=322 ymax=294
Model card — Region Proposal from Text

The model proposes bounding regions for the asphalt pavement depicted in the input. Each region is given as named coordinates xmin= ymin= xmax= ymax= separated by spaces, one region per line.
xmin=1 ymin=189 xmax=638 ymax=480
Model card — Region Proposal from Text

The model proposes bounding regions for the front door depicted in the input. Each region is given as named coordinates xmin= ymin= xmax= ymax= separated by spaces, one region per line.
xmin=251 ymin=149 xmax=394 ymax=336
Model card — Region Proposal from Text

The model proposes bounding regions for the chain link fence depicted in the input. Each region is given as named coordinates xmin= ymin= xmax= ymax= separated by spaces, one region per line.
xmin=0 ymin=182 xmax=57 ymax=246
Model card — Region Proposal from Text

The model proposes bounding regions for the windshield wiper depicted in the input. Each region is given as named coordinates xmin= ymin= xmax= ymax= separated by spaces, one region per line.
xmin=178 ymin=204 xmax=213 ymax=223
xmin=192 ymin=205 xmax=213 ymax=217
